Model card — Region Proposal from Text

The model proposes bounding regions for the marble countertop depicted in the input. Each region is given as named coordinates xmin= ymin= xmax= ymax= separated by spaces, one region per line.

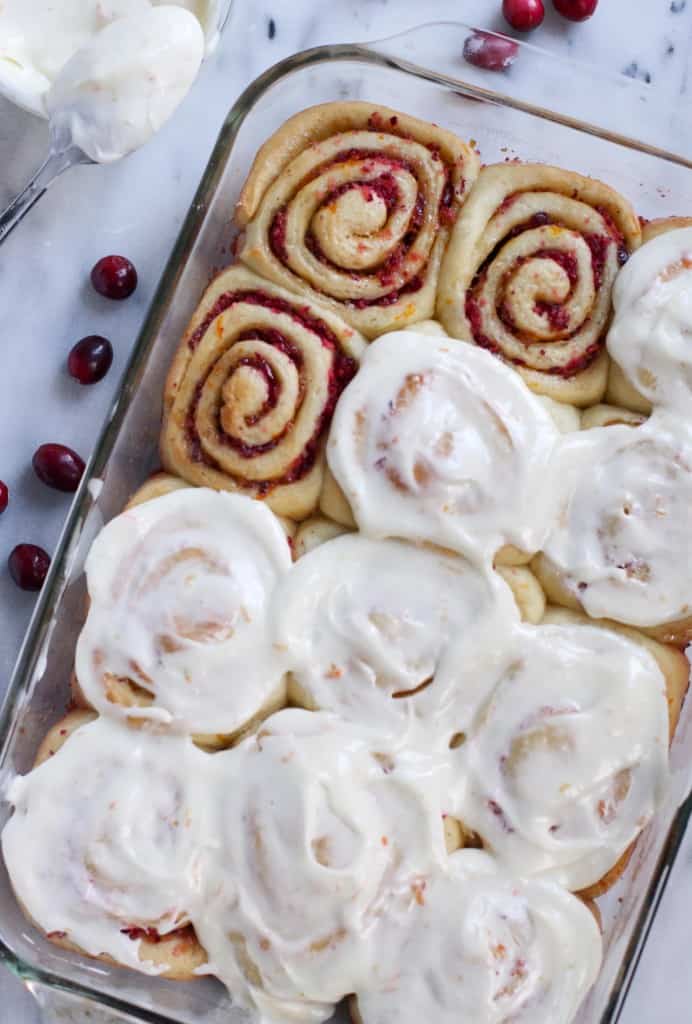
xmin=1 ymin=0 xmax=691 ymax=1020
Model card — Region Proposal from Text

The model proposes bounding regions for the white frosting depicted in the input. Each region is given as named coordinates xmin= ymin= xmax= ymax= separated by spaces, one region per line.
xmin=276 ymin=533 xmax=519 ymax=746
xmin=453 ymin=622 xmax=670 ymax=891
xmin=327 ymin=331 xmax=563 ymax=563
xmin=608 ymin=227 xmax=692 ymax=413
xmin=195 ymin=709 xmax=451 ymax=1022
xmin=543 ymin=412 xmax=692 ymax=627
xmin=2 ymin=716 xmax=210 ymax=971
xmin=75 ymin=488 xmax=292 ymax=737
xmin=0 ymin=1 xmax=215 ymax=158
xmin=356 ymin=849 xmax=602 ymax=1024
xmin=45 ymin=7 xmax=204 ymax=163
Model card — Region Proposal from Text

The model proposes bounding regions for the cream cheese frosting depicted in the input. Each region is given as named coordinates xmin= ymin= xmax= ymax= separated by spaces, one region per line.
xmin=451 ymin=621 xmax=670 ymax=891
xmin=355 ymin=849 xmax=603 ymax=1024
xmin=327 ymin=331 xmax=563 ymax=564
xmin=74 ymin=487 xmax=292 ymax=737
xmin=2 ymin=716 xmax=210 ymax=971
xmin=541 ymin=412 xmax=692 ymax=627
xmin=276 ymin=533 xmax=519 ymax=746
xmin=607 ymin=227 xmax=692 ymax=414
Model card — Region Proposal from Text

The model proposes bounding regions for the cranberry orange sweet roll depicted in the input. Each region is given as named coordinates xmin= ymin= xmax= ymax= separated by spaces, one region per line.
xmin=352 ymin=851 xmax=602 ymax=1024
xmin=235 ymin=102 xmax=479 ymax=339
xmin=74 ymin=487 xmax=292 ymax=745
xmin=326 ymin=330 xmax=563 ymax=563
xmin=161 ymin=266 xmax=366 ymax=520
xmin=2 ymin=717 xmax=210 ymax=979
xmin=533 ymin=413 xmax=692 ymax=644
xmin=451 ymin=620 xmax=670 ymax=893
xmin=437 ymin=164 xmax=641 ymax=406
xmin=606 ymin=219 xmax=692 ymax=415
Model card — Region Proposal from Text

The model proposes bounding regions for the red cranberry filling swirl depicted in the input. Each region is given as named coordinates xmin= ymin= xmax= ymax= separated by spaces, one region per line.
xmin=235 ymin=101 xmax=479 ymax=339
xmin=160 ymin=266 xmax=366 ymax=520
xmin=437 ymin=163 xmax=641 ymax=407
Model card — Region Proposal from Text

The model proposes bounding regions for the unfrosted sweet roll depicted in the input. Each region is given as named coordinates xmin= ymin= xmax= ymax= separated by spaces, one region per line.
xmin=533 ymin=413 xmax=692 ymax=644
xmin=606 ymin=220 xmax=692 ymax=415
xmin=437 ymin=163 xmax=641 ymax=406
xmin=195 ymin=709 xmax=451 ymax=1022
xmin=3 ymin=716 xmax=210 ymax=979
xmin=236 ymin=102 xmax=479 ymax=339
xmin=160 ymin=265 xmax=366 ymax=519
xmin=327 ymin=330 xmax=562 ymax=563
xmin=451 ymin=620 xmax=670 ymax=892
xmin=351 ymin=850 xmax=602 ymax=1024
xmin=276 ymin=534 xmax=519 ymax=744
xmin=74 ymin=487 xmax=292 ymax=745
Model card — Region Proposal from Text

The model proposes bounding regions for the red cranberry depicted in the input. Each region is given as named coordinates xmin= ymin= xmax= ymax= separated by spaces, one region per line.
xmin=8 ymin=544 xmax=50 ymax=591
xmin=90 ymin=255 xmax=138 ymax=300
xmin=463 ymin=31 xmax=519 ymax=72
xmin=32 ymin=444 xmax=85 ymax=493
xmin=553 ymin=0 xmax=598 ymax=21
xmin=503 ymin=0 xmax=545 ymax=30
xmin=68 ymin=335 xmax=113 ymax=385
xmin=0 ymin=480 xmax=7 ymax=514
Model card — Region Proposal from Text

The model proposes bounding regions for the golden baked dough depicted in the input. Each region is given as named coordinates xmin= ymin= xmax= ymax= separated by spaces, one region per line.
xmin=496 ymin=564 xmax=546 ymax=625
xmin=437 ymin=163 xmax=641 ymax=406
xmin=160 ymin=265 xmax=366 ymax=520
xmin=580 ymin=404 xmax=647 ymax=429
xmin=293 ymin=516 xmax=351 ymax=559
xmin=236 ymin=101 xmax=479 ymax=339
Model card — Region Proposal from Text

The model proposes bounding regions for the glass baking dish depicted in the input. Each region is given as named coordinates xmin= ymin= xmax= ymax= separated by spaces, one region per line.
xmin=1 ymin=21 xmax=691 ymax=1024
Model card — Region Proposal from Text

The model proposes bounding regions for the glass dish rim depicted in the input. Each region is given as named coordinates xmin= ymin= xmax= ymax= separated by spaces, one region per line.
xmin=1 ymin=24 xmax=691 ymax=1023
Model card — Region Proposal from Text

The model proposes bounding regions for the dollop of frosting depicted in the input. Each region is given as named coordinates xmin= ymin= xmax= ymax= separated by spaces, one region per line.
xmin=452 ymin=621 xmax=670 ymax=891
xmin=2 ymin=716 xmax=209 ymax=971
xmin=607 ymin=227 xmax=692 ymax=413
xmin=327 ymin=331 xmax=562 ymax=563
xmin=542 ymin=412 xmax=692 ymax=627
xmin=75 ymin=487 xmax=292 ymax=737
xmin=276 ymin=533 xmax=519 ymax=745
xmin=356 ymin=849 xmax=602 ymax=1024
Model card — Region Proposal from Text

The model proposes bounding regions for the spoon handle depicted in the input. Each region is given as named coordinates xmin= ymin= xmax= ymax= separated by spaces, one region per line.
xmin=0 ymin=145 xmax=86 ymax=247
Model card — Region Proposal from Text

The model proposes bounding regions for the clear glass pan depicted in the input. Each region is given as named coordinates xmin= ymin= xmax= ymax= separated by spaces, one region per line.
xmin=1 ymin=21 xmax=691 ymax=1024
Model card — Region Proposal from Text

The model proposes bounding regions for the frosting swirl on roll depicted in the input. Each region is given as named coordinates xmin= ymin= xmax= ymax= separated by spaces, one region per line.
xmin=277 ymin=533 xmax=519 ymax=744
xmin=327 ymin=331 xmax=562 ymax=562
xmin=2 ymin=717 xmax=210 ymax=973
xmin=607 ymin=226 xmax=692 ymax=414
xmin=75 ymin=488 xmax=292 ymax=740
xmin=437 ymin=163 xmax=641 ymax=406
xmin=236 ymin=102 xmax=479 ymax=339
xmin=354 ymin=850 xmax=602 ymax=1024
xmin=452 ymin=622 xmax=670 ymax=891
xmin=540 ymin=413 xmax=692 ymax=629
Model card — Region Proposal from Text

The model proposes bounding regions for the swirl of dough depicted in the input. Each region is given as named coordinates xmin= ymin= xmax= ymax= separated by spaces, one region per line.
xmin=607 ymin=223 xmax=692 ymax=415
xmin=451 ymin=621 xmax=670 ymax=892
xmin=437 ymin=163 xmax=641 ymax=406
xmin=277 ymin=533 xmax=519 ymax=744
xmin=535 ymin=413 xmax=692 ymax=642
xmin=327 ymin=330 xmax=563 ymax=562
xmin=236 ymin=102 xmax=479 ymax=339
xmin=161 ymin=265 xmax=365 ymax=520
xmin=194 ymin=709 xmax=451 ymax=1021
xmin=352 ymin=850 xmax=602 ymax=1024
xmin=74 ymin=487 xmax=292 ymax=743
xmin=2 ymin=716 xmax=211 ymax=977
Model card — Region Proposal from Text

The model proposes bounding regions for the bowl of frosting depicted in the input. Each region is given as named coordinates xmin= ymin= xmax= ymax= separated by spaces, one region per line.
xmin=0 ymin=1 xmax=233 ymax=163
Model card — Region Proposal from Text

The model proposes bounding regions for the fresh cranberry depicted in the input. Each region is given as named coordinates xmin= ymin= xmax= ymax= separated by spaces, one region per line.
xmin=32 ymin=444 xmax=85 ymax=493
xmin=0 ymin=481 xmax=8 ymax=515
xmin=553 ymin=0 xmax=598 ymax=21
xmin=503 ymin=0 xmax=545 ymax=30
xmin=463 ymin=31 xmax=519 ymax=72
xmin=8 ymin=544 xmax=50 ymax=591
xmin=90 ymin=255 xmax=138 ymax=300
xmin=68 ymin=335 xmax=113 ymax=385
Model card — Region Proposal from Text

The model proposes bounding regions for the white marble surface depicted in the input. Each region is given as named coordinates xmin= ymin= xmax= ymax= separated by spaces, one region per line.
xmin=1 ymin=0 xmax=692 ymax=1020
